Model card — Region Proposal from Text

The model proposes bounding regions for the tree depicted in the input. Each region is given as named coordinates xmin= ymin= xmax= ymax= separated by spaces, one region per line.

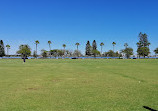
xmin=100 ymin=42 xmax=104 ymax=55
xmin=92 ymin=40 xmax=97 ymax=50
xmin=112 ymin=42 xmax=116 ymax=52
xmin=65 ymin=50 xmax=73 ymax=57
xmin=114 ymin=51 xmax=122 ymax=58
xmin=137 ymin=32 xmax=150 ymax=47
xmin=35 ymin=40 xmax=39 ymax=58
xmin=0 ymin=40 xmax=5 ymax=57
xmin=6 ymin=45 xmax=10 ymax=56
xmin=154 ymin=48 xmax=158 ymax=55
xmin=48 ymin=41 xmax=52 ymax=58
xmin=85 ymin=41 xmax=91 ymax=56
xmin=136 ymin=42 xmax=141 ymax=48
xmin=41 ymin=49 xmax=48 ymax=58
xmin=50 ymin=49 xmax=64 ymax=58
xmin=63 ymin=44 xmax=66 ymax=57
xmin=73 ymin=50 xmax=82 ymax=57
xmin=115 ymin=51 xmax=119 ymax=57
xmin=124 ymin=43 xmax=128 ymax=49
xmin=137 ymin=47 xmax=150 ymax=58
xmin=63 ymin=44 xmax=66 ymax=50
xmin=92 ymin=49 xmax=100 ymax=58
xmin=105 ymin=50 xmax=115 ymax=57
xmin=17 ymin=45 xmax=31 ymax=58
xmin=136 ymin=32 xmax=150 ymax=58
xmin=48 ymin=41 xmax=52 ymax=50
xmin=121 ymin=47 xmax=133 ymax=59
xmin=58 ymin=50 xmax=64 ymax=57
xmin=147 ymin=42 xmax=151 ymax=48
xmin=50 ymin=49 xmax=58 ymax=58
xmin=75 ymin=43 xmax=80 ymax=57
xmin=75 ymin=43 xmax=80 ymax=51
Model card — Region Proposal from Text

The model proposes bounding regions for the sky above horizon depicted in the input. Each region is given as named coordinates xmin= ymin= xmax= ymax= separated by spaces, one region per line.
xmin=0 ymin=0 xmax=158 ymax=55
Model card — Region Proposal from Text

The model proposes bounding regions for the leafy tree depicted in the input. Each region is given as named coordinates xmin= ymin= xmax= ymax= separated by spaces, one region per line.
xmin=154 ymin=48 xmax=158 ymax=55
xmin=65 ymin=50 xmax=73 ymax=57
xmin=112 ymin=42 xmax=116 ymax=52
xmin=73 ymin=50 xmax=82 ymax=57
xmin=50 ymin=49 xmax=64 ymax=58
xmin=137 ymin=47 xmax=150 ymax=58
xmin=115 ymin=51 xmax=119 ymax=57
xmin=17 ymin=45 xmax=31 ymax=58
xmin=75 ymin=43 xmax=80 ymax=57
xmin=115 ymin=51 xmax=122 ymax=58
xmin=92 ymin=49 xmax=100 ymax=58
xmin=124 ymin=43 xmax=128 ymax=49
xmin=104 ymin=50 xmax=122 ymax=58
xmin=105 ymin=50 xmax=115 ymax=57
xmin=121 ymin=47 xmax=133 ymax=59
xmin=136 ymin=42 xmax=141 ymax=48
xmin=92 ymin=40 xmax=97 ymax=50
xmin=100 ymin=42 xmax=104 ymax=55
xmin=50 ymin=49 xmax=58 ymax=58
xmin=85 ymin=41 xmax=91 ymax=56
xmin=6 ymin=45 xmax=10 ymax=56
xmin=58 ymin=50 xmax=64 ymax=57
xmin=0 ymin=40 xmax=5 ymax=57
xmin=136 ymin=32 xmax=150 ymax=58
xmin=35 ymin=40 xmax=40 ymax=58
xmin=41 ymin=49 xmax=48 ymax=58
xmin=137 ymin=32 xmax=150 ymax=47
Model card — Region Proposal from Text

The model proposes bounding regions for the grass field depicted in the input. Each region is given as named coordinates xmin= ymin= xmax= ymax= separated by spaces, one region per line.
xmin=0 ymin=59 xmax=158 ymax=111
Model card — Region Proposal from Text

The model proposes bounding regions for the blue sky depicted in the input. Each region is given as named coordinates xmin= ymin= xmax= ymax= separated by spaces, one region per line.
xmin=0 ymin=0 xmax=158 ymax=55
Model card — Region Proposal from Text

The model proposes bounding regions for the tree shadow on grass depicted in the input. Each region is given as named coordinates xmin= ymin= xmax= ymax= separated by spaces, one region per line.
xmin=143 ymin=106 xmax=157 ymax=111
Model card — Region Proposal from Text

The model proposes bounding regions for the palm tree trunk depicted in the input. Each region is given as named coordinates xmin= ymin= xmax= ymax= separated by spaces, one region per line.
xmin=101 ymin=46 xmax=102 ymax=56
xmin=64 ymin=47 xmax=65 ymax=58
xmin=7 ymin=48 xmax=9 ymax=56
xmin=49 ymin=44 xmax=51 ymax=58
xmin=49 ymin=44 xmax=51 ymax=51
xmin=113 ymin=45 xmax=114 ymax=52
xmin=36 ymin=44 xmax=37 ymax=59
xmin=77 ymin=45 xmax=78 ymax=57
xmin=77 ymin=45 xmax=78 ymax=51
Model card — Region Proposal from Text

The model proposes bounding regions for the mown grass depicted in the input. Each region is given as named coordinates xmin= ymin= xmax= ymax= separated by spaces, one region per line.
xmin=0 ymin=59 xmax=158 ymax=111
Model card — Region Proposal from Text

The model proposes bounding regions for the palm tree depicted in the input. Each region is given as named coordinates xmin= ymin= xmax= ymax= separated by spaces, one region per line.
xmin=75 ymin=42 xmax=80 ymax=57
xmin=63 ymin=44 xmax=66 ymax=57
xmin=6 ymin=45 xmax=10 ymax=56
xmin=48 ymin=41 xmax=52 ymax=58
xmin=63 ymin=44 xmax=66 ymax=50
xmin=112 ymin=42 xmax=116 ymax=52
xmin=75 ymin=43 xmax=80 ymax=51
xmin=35 ymin=40 xmax=39 ymax=58
xmin=48 ymin=41 xmax=52 ymax=50
xmin=124 ymin=43 xmax=128 ymax=49
xmin=100 ymin=42 xmax=104 ymax=55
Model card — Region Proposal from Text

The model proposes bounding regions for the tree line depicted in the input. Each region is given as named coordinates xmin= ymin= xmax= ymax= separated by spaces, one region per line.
xmin=0 ymin=32 xmax=158 ymax=58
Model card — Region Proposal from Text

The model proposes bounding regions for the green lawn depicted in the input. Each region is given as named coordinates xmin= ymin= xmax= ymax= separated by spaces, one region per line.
xmin=0 ymin=59 xmax=158 ymax=111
